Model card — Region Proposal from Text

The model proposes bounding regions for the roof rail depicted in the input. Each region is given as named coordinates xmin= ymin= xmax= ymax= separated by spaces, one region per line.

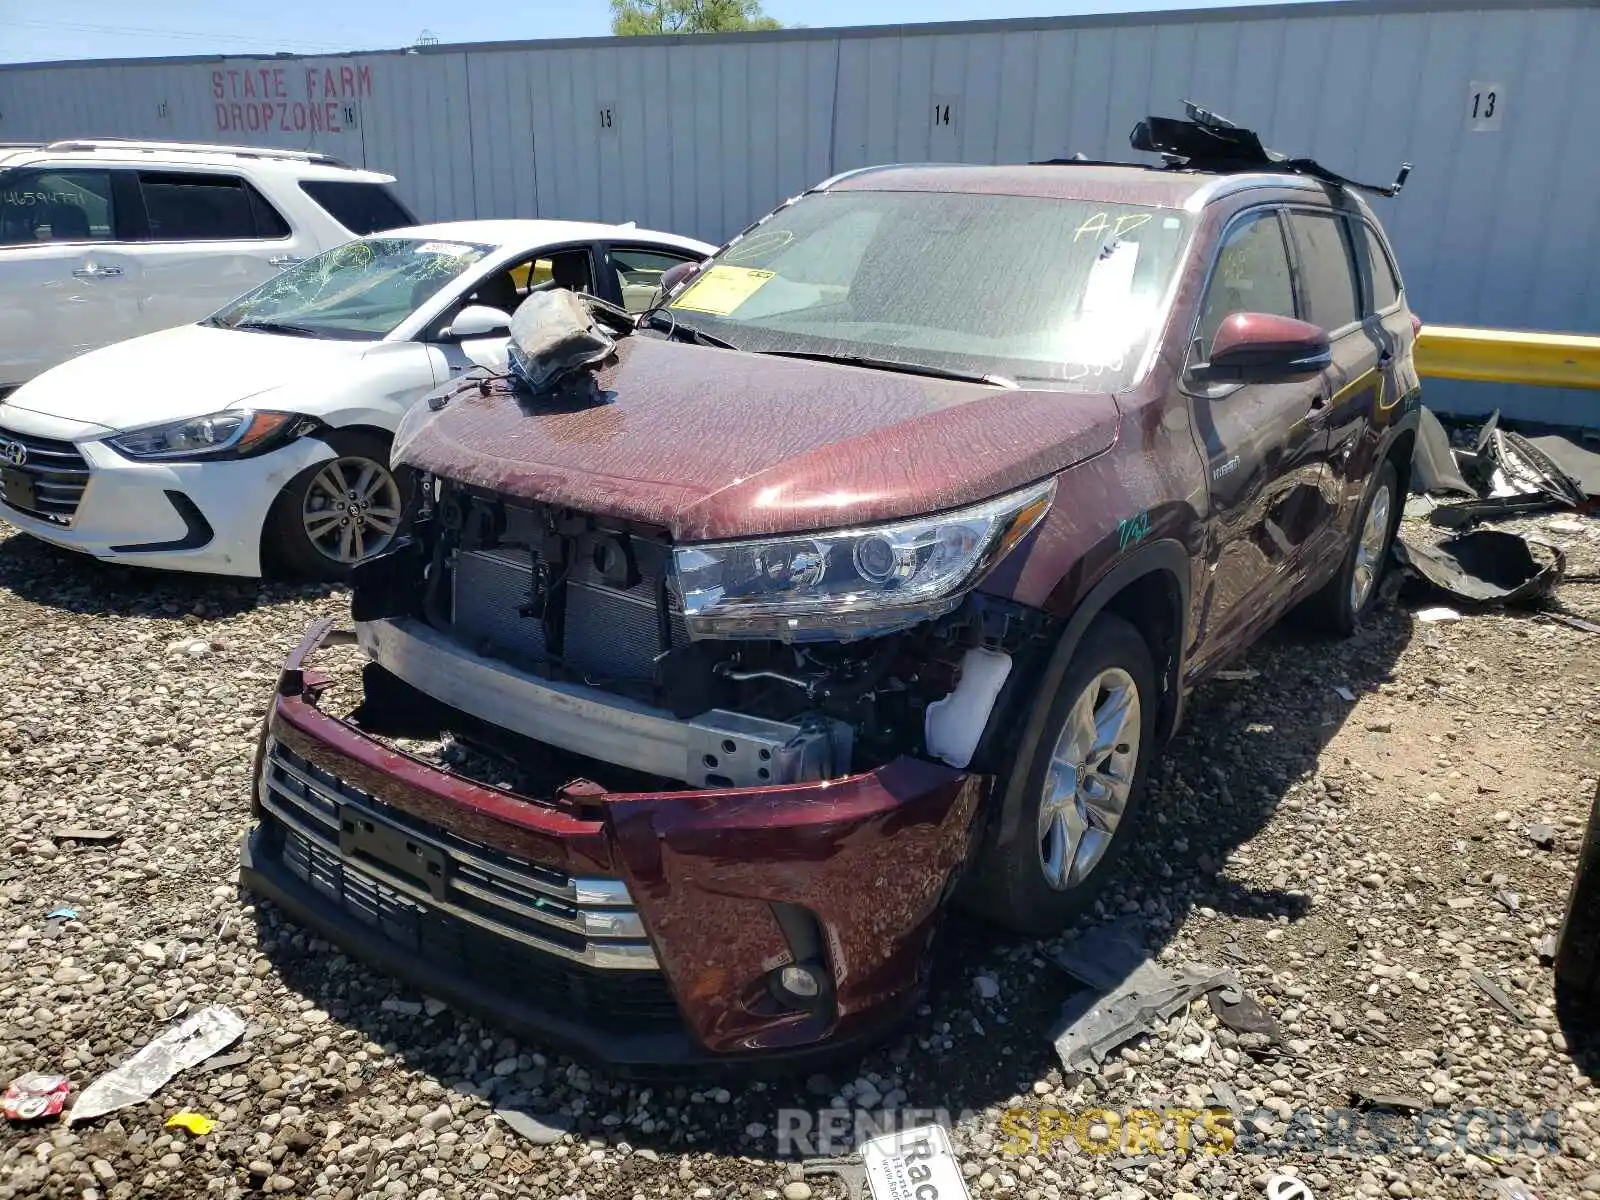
xmin=41 ymin=138 xmax=354 ymax=170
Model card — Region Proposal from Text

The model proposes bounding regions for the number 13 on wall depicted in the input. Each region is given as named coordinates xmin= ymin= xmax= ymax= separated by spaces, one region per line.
xmin=1468 ymin=81 xmax=1503 ymax=132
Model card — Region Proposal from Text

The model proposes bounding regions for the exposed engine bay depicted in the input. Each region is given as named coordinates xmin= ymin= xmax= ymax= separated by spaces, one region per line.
xmin=350 ymin=478 xmax=1054 ymax=792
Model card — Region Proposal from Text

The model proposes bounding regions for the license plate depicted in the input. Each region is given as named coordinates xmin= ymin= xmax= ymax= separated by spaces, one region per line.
xmin=1 ymin=468 xmax=35 ymax=512
xmin=862 ymin=1124 xmax=971 ymax=1200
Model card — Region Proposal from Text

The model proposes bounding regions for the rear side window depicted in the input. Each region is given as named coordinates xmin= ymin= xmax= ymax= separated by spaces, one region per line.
xmin=299 ymin=180 xmax=417 ymax=235
xmin=1286 ymin=210 xmax=1361 ymax=332
xmin=137 ymin=172 xmax=287 ymax=241
xmin=0 ymin=169 xmax=115 ymax=245
xmin=1195 ymin=210 xmax=1296 ymax=357
xmin=1358 ymin=222 xmax=1402 ymax=311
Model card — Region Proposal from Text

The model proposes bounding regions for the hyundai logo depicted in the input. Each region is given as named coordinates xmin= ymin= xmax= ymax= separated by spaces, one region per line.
xmin=0 ymin=439 xmax=25 ymax=468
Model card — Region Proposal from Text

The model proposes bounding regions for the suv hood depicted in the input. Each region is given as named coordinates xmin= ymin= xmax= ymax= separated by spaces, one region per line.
xmin=394 ymin=337 xmax=1119 ymax=541
xmin=2 ymin=324 xmax=370 ymax=433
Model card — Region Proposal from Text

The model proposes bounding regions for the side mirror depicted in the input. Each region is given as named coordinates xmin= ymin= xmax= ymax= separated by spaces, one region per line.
xmin=659 ymin=260 xmax=702 ymax=295
xmin=1198 ymin=312 xmax=1331 ymax=383
xmin=442 ymin=304 xmax=512 ymax=340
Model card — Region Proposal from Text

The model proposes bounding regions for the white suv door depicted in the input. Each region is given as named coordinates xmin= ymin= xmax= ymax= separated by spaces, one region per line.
xmin=126 ymin=169 xmax=319 ymax=335
xmin=0 ymin=166 xmax=143 ymax=389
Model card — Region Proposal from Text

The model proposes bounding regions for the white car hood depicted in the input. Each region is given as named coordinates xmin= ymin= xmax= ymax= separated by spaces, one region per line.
xmin=2 ymin=324 xmax=372 ymax=433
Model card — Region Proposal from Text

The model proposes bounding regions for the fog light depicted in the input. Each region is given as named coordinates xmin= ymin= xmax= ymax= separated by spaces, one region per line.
xmin=779 ymin=963 xmax=822 ymax=999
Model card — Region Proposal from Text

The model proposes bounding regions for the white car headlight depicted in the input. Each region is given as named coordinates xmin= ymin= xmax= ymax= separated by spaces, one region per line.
xmin=674 ymin=480 xmax=1054 ymax=641
xmin=106 ymin=410 xmax=303 ymax=461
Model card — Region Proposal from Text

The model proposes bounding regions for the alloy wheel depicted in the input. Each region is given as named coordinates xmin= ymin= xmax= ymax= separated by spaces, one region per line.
xmin=300 ymin=455 xmax=403 ymax=564
xmin=1038 ymin=667 xmax=1142 ymax=891
xmin=1350 ymin=480 xmax=1394 ymax=614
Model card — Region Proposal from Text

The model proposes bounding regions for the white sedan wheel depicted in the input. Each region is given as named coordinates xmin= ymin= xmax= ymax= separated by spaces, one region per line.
xmin=299 ymin=454 xmax=404 ymax=565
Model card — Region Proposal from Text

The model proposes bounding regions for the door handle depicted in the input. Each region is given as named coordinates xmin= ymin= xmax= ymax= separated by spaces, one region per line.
xmin=72 ymin=264 xmax=122 ymax=279
xmin=269 ymin=255 xmax=304 ymax=268
xmin=1309 ymin=391 xmax=1328 ymax=410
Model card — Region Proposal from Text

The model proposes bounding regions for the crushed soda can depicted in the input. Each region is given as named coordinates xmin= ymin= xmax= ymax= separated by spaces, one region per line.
xmin=3 ymin=1073 xmax=70 ymax=1121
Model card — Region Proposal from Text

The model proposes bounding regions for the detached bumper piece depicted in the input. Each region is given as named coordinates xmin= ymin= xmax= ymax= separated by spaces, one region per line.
xmin=241 ymin=620 xmax=987 ymax=1073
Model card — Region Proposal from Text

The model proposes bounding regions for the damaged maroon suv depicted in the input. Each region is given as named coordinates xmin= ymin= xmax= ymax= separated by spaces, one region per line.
xmin=241 ymin=110 xmax=1422 ymax=1071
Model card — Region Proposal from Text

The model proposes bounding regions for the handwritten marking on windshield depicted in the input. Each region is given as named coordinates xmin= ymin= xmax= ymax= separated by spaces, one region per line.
xmin=1074 ymin=212 xmax=1153 ymax=242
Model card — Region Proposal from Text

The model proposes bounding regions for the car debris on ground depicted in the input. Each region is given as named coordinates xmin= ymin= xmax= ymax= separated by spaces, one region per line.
xmin=1409 ymin=407 xmax=1596 ymax=529
xmin=1048 ymin=917 xmax=1241 ymax=1071
xmin=1393 ymin=528 xmax=1565 ymax=607
xmin=1397 ymin=407 xmax=1594 ymax=613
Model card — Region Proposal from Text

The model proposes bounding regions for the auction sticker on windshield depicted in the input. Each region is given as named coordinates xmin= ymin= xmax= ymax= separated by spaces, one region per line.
xmin=671 ymin=265 xmax=774 ymax=315
xmin=861 ymin=1124 xmax=972 ymax=1200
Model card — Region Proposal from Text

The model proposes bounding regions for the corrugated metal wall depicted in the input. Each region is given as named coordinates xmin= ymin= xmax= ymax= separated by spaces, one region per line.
xmin=3 ymin=0 xmax=1596 ymax=421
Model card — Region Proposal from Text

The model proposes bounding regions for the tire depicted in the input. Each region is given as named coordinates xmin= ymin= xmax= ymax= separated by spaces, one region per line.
xmin=963 ymin=613 xmax=1158 ymax=936
xmin=1303 ymin=458 xmax=1399 ymax=637
xmin=264 ymin=430 xmax=414 ymax=582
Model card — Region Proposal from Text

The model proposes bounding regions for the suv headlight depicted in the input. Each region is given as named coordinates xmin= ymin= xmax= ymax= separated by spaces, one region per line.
xmin=674 ymin=480 xmax=1054 ymax=641
xmin=106 ymin=410 xmax=304 ymax=461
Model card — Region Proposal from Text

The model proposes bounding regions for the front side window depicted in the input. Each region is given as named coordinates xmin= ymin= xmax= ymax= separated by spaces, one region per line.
xmin=299 ymin=180 xmax=417 ymax=236
xmin=137 ymin=172 xmax=286 ymax=241
xmin=207 ymin=237 xmax=492 ymax=339
xmin=0 ymin=169 xmax=115 ymax=245
xmin=1286 ymin=210 xmax=1361 ymax=332
xmin=666 ymin=190 xmax=1192 ymax=390
xmin=1195 ymin=209 xmax=1297 ymax=357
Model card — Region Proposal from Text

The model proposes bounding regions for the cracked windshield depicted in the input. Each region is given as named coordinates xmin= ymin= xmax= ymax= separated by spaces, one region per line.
xmin=208 ymin=237 xmax=491 ymax=339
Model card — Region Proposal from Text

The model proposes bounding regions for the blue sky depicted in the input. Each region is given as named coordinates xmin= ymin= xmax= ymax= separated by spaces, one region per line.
xmin=1 ymin=0 xmax=1329 ymax=65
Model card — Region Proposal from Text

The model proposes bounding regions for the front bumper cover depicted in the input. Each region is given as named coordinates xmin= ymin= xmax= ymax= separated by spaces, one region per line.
xmin=0 ymin=405 xmax=340 ymax=577
xmin=240 ymin=619 xmax=987 ymax=1072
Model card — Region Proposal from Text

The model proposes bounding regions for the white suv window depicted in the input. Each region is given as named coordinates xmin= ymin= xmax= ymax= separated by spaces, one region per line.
xmin=137 ymin=171 xmax=290 ymax=242
xmin=0 ymin=169 xmax=116 ymax=245
xmin=297 ymin=180 xmax=416 ymax=235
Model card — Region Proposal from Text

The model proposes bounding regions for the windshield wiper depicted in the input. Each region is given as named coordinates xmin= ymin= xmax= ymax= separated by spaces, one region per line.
xmin=224 ymin=319 xmax=326 ymax=338
xmin=639 ymin=310 xmax=739 ymax=350
xmin=758 ymin=350 xmax=1018 ymax=388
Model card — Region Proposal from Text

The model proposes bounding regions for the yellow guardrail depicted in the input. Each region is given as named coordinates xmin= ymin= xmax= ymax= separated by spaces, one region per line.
xmin=1416 ymin=325 xmax=1600 ymax=390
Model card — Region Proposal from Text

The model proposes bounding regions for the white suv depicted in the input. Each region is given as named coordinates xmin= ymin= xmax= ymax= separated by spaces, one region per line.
xmin=0 ymin=139 xmax=417 ymax=392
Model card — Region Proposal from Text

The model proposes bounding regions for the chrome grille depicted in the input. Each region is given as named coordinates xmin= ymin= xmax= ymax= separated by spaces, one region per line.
xmin=0 ymin=430 xmax=89 ymax=525
xmin=260 ymin=739 xmax=657 ymax=970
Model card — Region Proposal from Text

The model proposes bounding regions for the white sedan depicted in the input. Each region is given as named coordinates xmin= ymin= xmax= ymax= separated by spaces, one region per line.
xmin=0 ymin=219 xmax=714 ymax=578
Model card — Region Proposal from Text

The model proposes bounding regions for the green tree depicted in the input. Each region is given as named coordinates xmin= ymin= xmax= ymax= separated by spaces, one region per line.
xmin=610 ymin=0 xmax=781 ymax=35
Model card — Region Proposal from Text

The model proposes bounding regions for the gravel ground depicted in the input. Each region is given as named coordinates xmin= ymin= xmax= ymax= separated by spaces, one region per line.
xmin=0 ymin=509 xmax=1596 ymax=1200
